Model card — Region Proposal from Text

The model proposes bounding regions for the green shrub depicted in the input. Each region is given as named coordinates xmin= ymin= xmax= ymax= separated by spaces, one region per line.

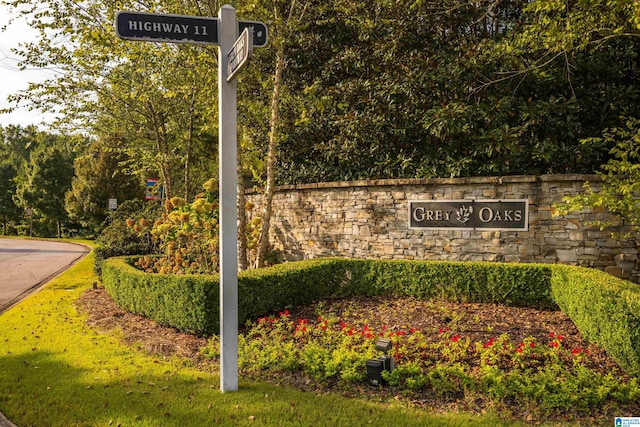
xmin=550 ymin=265 xmax=640 ymax=375
xmin=101 ymin=257 xmax=217 ymax=335
xmin=94 ymin=199 xmax=161 ymax=275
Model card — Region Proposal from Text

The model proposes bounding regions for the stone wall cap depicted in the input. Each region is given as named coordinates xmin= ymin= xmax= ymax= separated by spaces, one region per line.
xmin=539 ymin=174 xmax=600 ymax=182
xmin=246 ymin=174 xmax=602 ymax=194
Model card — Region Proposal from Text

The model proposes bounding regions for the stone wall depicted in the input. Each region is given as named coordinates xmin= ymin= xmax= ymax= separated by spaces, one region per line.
xmin=245 ymin=175 xmax=640 ymax=283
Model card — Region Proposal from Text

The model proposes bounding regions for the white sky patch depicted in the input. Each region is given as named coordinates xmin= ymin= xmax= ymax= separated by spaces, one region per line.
xmin=0 ymin=3 xmax=58 ymax=128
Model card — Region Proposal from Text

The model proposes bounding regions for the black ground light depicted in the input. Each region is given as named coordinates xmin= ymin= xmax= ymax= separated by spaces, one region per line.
xmin=366 ymin=338 xmax=395 ymax=386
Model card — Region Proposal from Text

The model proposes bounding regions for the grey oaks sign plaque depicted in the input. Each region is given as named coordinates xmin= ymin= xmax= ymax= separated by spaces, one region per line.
xmin=409 ymin=199 xmax=529 ymax=231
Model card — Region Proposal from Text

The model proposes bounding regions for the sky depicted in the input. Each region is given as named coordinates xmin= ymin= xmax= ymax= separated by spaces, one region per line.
xmin=0 ymin=3 xmax=58 ymax=128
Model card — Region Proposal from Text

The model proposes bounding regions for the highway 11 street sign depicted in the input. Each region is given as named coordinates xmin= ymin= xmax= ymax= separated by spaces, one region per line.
xmin=116 ymin=11 xmax=219 ymax=45
xmin=115 ymin=11 xmax=268 ymax=47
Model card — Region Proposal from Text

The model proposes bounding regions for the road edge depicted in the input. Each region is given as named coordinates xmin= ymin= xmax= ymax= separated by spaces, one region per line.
xmin=0 ymin=239 xmax=91 ymax=426
xmin=0 ymin=240 xmax=91 ymax=315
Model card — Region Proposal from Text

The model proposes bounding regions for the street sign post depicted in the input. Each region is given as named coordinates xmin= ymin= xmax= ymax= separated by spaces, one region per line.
xmin=115 ymin=5 xmax=267 ymax=393
xmin=217 ymin=4 xmax=239 ymax=394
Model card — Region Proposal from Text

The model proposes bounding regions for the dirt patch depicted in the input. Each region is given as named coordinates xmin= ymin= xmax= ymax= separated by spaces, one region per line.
xmin=75 ymin=287 xmax=207 ymax=360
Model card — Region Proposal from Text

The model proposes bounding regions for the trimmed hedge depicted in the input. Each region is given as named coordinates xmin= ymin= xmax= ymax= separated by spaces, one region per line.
xmin=101 ymin=257 xmax=640 ymax=375
xmin=101 ymin=258 xmax=217 ymax=335
xmin=551 ymin=265 xmax=640 ymax=375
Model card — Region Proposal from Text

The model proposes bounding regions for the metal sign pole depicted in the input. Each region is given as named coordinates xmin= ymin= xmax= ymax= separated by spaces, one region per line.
xmin=115 ymin=3 xmax=267 ymax=393
xmin=218 ymin=4 xmax=239 ymax=393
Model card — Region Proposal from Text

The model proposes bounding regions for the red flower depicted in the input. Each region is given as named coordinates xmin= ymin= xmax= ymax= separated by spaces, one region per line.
xmin=348 ymin=329 xmax=354 ymax=336
xmin=450 ymin=335 xmax=460 ymax=342
xmin=550 ymin=341 xmax=559 ymax=348
xmin=483 ymin=337 xmax=495 ymax=348
xmin=549 ymin=332 xmax=555 ymax=338
xmin=516 ymin=348 xmax=523 ymax=354
xmin=557 ymin=335 xmax=564 ymax=341
xmin=409 ymin=328 xmax=416 ymax=334
xmin=571 ymin=348 xmax=582 ymax=355
xmin=530 ymin=342 xmax=536 ymax=348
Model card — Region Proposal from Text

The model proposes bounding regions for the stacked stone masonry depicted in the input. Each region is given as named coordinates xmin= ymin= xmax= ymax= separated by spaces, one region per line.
xmin=245 ymin=175 xmax=640 ymax=283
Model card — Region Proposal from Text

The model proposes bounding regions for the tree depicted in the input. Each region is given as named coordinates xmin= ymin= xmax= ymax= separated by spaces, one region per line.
xmin=555 ymin=118 xmax=640 ymax=238
xmin=65 ymin=137 xmax=144 ymax=235
xmin=253 ymin=0 xmax=316 ymax=267
xmin=492 ymin=0 xmax=640 ymax=236
xmin=13 ymin=133 xmax=76 ymax=237
xmin=2 ymin=0 xmax=219 ymax=200
xmin=0 ymin=124 xmax=38 ymax=169
xmin=0 ymin=126 xmax=24 ymax=234
xmin=0 ymin=160 xmax=20 ymax=235
xmin=275 ymin=0 xmax=640 ymax=182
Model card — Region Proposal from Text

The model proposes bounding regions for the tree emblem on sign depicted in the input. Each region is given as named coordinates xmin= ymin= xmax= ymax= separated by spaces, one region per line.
xmin=456 ymin=205 xmax=473 ymax=224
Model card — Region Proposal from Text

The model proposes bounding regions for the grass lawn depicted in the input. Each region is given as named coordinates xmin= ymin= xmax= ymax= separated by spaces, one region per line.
xmin=0 ymin=242 xmax=565 ymax=426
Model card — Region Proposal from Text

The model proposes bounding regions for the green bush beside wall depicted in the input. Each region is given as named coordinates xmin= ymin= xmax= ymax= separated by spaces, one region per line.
xmin=101 ymin=257 xmax=640 ymax=375
xmin=550 ymin=265 xmax=640 ymax=375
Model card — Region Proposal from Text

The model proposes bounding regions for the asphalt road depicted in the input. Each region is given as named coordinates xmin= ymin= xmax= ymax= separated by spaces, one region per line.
xmin=0 ymin=238 xmax=89 ymax=314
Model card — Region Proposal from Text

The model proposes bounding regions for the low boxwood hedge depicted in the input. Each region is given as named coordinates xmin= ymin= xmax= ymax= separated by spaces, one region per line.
xmin=551 ymin=265 xmax=640 ymax=375
xmin=100 ymin=257 xmax=640 ymax=375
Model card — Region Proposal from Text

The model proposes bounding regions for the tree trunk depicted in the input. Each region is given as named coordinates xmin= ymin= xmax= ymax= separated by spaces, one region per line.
xmin=184 ymin=91 xmax=196 ymax=201
xmin=158 ymin=120 xmax=173 ymax=200
xmin=148 ymin=102 xmax=173 ymax=200
xmin=237 ymin=151 xmax=249 ymax=271
xmin=255 ymin=43 xmax=286 ymax=268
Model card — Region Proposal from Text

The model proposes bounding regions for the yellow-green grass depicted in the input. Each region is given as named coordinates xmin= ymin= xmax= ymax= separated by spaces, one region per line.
xmin=0 ymin=241 xmax=541 ymax=426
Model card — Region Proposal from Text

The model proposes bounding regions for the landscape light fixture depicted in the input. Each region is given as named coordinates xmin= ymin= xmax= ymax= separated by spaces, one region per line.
xmin=375 ymin=338 xmax=392 ymax=354
xmin=366 ymin=338 xmax=395 ymax=387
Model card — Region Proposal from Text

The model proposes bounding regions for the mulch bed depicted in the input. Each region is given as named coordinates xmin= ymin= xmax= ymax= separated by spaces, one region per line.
xmin=75 ymin=287 xmax=634 ymax=425
xmin=76 ymin=287 xmax=208 ymax=360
